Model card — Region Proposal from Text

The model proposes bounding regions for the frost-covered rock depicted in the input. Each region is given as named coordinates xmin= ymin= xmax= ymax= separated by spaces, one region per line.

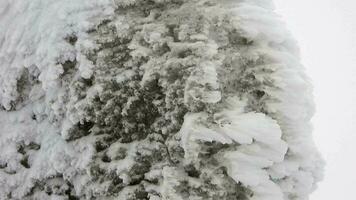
xmin=0 ymin=0 xmax=323 ymax=199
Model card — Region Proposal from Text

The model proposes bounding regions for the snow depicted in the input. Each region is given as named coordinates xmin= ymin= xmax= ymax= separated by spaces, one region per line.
xmin=179 ymin=98 xmax=288 ymax=199
xmin=0 ymin=0 xmax=323 ymax=199
xmin=0 ymin=0 xmax=115 ymax=198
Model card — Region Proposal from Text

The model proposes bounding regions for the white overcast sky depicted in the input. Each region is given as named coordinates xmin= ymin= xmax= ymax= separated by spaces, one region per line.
xmin=273 ymin=0 xmax=356 ymax=199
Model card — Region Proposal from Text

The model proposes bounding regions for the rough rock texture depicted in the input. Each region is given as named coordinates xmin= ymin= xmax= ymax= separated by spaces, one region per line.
xmin=0 ymin=0 xmax=323 ymax=200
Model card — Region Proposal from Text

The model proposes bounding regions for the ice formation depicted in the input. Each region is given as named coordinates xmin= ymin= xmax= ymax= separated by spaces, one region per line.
xmin=0 ymin=0 xmax=323 ymax=199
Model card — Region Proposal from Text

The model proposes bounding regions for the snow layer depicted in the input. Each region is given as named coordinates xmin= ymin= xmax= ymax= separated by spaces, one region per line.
xmin=0 ymin=0 xmax=323 ymax=199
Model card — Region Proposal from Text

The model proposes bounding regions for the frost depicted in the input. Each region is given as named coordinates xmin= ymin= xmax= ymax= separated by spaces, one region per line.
xmin=0 ymin=0 xmax=323 ymax=199
xmin=179 ymin=98 xmax=288 ymax=199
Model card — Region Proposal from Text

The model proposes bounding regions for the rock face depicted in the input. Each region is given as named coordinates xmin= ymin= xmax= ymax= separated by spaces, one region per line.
xmin=0 ymin=0 xmax=323 ymax=200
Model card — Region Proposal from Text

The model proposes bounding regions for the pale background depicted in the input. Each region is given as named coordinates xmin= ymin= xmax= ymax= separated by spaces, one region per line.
xmin=274 ymin=0 xmax=356 ymax=199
